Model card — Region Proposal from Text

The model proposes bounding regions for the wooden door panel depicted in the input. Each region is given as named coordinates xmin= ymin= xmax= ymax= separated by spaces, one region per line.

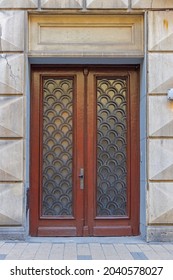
xmin=30 ymin=67 xmax=85 ymax=236
xmin=86 ymin=67 xmax=140 ymax=236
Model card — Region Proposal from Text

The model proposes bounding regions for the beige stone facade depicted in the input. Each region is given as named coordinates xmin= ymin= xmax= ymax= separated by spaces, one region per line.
xmin=0 ymin=0 xmax=173 ymax=241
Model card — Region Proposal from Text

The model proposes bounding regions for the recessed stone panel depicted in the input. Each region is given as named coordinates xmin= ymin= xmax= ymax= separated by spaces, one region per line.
xmin=148 ymin=183 xmax=173 ymax=224
xmin=149 ymin=96 xmax=173 ymax=137
xmin=29 ymin=14 xmax=143 ymax=57
xmin=0 ymin=0 xmax=38 ymax=8
xmin=132 ymin=0 xmax=173 ymax=9
xmin=87 ymin=0 xmax=128 ymax=9
xmin=0 ymin=140 xmax=23 ymax=181
xmin=41 ymin=0 xmax=82 ymax=9
xmin=149 ymin=139 xmax=173 ymax=181
xmin=0 ymin=11 xmax=24 ymax=52
xmin=148 ymin=54 xmax=173 ymax=94
xmin=0 ymin=54 xmax=24 ymax=95
xmin=0 ymin=97 xmax=23 ymax=138
xmin=0 ymin=183 xmax=23 ymax=225
xmin=149 ymin=11 xmax=173 ymax=51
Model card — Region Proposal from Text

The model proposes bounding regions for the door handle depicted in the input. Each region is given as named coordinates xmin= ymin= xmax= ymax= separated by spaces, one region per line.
xmin=79 ymin=168 xmax=84 ymax=190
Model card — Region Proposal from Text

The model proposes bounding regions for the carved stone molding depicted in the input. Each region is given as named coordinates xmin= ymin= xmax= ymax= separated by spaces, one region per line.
xmin=132 ymin=0 xmax=173 ymax=9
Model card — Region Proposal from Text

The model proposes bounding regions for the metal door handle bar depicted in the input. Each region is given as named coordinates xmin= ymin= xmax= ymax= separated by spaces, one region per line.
xmin=79 ymin=168 xmax=84 ymax=189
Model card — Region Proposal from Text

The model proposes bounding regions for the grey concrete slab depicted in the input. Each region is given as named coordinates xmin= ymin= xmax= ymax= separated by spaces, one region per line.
xmin=113 ymin=244 xmax=134 ymax=260
xmin=64 ymin=243 xmax=77 ymax=260
xmin=101 ymin=244 xmax=120 ymax=260
xmin=89 ymin=243 xmax=106 ymax=260
xmin=19 ymin=243 xmax=41 ymax=260
xmin=5 ymin=242 xmax=28 ymax=260
xmin=34 ymin=243 xmax=52 ymax=260
xmin=130 ymin=252 xmax=148 ymax=260
xmin=49 ymin=243 xmax=64 ymax=260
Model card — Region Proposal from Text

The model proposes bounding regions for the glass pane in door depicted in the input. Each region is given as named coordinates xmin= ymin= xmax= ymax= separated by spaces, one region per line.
xmin=42 ymin=78 xmax=73 ymax=216
xmin=97 ymin=78 xmax=128 ymax=216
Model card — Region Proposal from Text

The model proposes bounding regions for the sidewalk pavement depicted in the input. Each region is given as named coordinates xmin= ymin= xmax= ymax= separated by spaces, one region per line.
xmin=0 ymin=237 xmax=173 ymax=260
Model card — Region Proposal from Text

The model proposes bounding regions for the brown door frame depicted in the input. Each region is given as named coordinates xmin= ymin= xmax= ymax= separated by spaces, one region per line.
xmin=30 ymin=65 xmax=140 ymax=237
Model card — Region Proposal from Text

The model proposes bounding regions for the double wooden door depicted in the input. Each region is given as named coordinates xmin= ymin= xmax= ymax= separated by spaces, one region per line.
xmin=30 ymin=66 xmax=140 ymax=237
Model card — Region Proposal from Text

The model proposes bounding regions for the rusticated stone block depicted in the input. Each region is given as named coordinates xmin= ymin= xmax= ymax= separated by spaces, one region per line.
xmin=0 ymin=0 xmax=38 ymax=8
xmin=149 ymin=96 xmax=173 ymax=137
xmin=0 ymin=11 xmax=24 ymax=52
xmin=149 ymin=139 xmax=173 ymax=181
xmin=148 ymin=54 xmax=173 ymax=94
xmin=0 ymin=140 xmax=23 ymax=181
xmin=132 ymin=0 xmax=173 ymax=9
xmin=0 ymin=183 xmax=23 ymax=225
xmin=148 ymin=183 xmax=173 ymax=224
xmin=87 ymin=0 xmax=128 ymax=9
xmin=41 ymin=0 xmax=83 ymax=9
xmin=149 ymin=11 xmax=173 ymax=51
xmin=0 ymin=97 xmax=23 ymax=137
xmin=0 ymin=54 xmax=24 ymax=94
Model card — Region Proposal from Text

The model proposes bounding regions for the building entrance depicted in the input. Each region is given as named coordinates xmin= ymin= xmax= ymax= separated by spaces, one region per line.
xmin=30 ymin=66 xmax=140 ymax=236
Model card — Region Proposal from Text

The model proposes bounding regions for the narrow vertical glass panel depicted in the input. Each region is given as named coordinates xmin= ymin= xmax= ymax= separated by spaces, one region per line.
xmin=42 ymin=78 xmax=73 ymax=216
xmin=97 ymin=78 xmax=127 ymax=216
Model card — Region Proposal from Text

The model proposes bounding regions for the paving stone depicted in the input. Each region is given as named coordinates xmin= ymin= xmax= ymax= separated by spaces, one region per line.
xmin=89 ymin=243 xmax=105 ymax=260
xmin=130 ymin=252 xmax=148 ymax=260
xmin=34 ymin=243 xmax=52 ymax=260
xmin=20 ymin=243 xmax=41 ymax=260
xmin=64 ymin=243 xmax=77 ymax=260
xmin=5 ymin=242 xmax=28 ymax=260
xmin=138 ymin=244 xmax=164 ymax=260
xmin=149 ymin=244 xmax=173 ymax=260
xmin=49 ymin=243 xmax=64 ymax=260
xmin=125 ymin=244 xmax=142 ymax=252
xmin=77 ymin=255 xmax=92 ymax=260
xmin=101 ymin=244 xmax=120 ymax=260
xmin=0 ymin=243 xmax=15 ymax=254
xmin=113 ymin=244 xmax=134 ymax=260
xmin=77 ymin=244 xmax=91 ymax=256
xmin=0 ymin=254 xmax=6 ymax=260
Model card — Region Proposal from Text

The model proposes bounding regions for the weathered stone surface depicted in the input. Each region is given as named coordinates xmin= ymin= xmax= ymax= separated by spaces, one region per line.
xmin=149 ymin=139 xmax=173 ymax=181
xmin=0 ymin=97 xmax=23 ymax=137
xmin=132 ymin=0 xmax=173 ymax=9
xmin=0 ymin=0 xmax=38 ymax=8
xmin=0 ymin=54 xmax=24 ymax=95
xmin=0 ymin=184 xmax=23 ymax=225
xmin=149 ymin=96 xmax=173 ymax=137
xmin=0 ymin=11 xmax=24 ymax=52
xmin=0 ymin=140 xmax=23 ymax=181
xmin=148 ymin=183 xmax=173 ymax=224
xmin=87 ymin=0 xmax=128 ymax=9
xmin=41 ymin=0 xmax=82 ymax=9
xmin=147 ymin=226 xmax=173 ymax=242
xmin=149 ymin=11 xmax=173 ymax=51
xmin=148 ymin=54 xmax=173 ymax=94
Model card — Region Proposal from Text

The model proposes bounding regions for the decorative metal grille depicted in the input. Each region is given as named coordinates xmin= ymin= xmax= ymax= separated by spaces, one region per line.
xmin=97 ymin=78 xmax=127 ymax=216
xmin=42 ymin=78 xmax=73 ymax=216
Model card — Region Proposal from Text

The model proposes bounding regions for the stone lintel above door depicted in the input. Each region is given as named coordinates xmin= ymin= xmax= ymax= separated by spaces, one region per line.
xmin=29 ymin=14 xmax=144 ymax=57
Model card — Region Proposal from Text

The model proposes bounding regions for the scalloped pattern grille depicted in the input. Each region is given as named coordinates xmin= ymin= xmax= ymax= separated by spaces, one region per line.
xmin=97 ymin=78 xmax=127 ymax=216
xmin=42 ymin=78 xmax=73 ymax=216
